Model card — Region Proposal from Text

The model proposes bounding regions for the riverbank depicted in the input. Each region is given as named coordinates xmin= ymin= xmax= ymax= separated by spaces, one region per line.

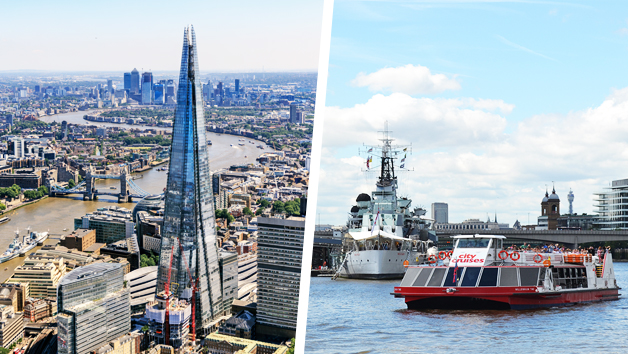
xmin=1 ymin=196 xmax=49 ymax=216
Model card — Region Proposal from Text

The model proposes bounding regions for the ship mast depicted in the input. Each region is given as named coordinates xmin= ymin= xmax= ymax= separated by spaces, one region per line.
xmin=377 ymin=121 xmax=395 ymax=188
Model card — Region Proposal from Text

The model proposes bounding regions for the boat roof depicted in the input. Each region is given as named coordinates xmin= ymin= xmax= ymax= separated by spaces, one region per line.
xmin=346 ymin=230 xmax=409 ymax=241
xmin=452 ymin=234 xmax=506 ymax=239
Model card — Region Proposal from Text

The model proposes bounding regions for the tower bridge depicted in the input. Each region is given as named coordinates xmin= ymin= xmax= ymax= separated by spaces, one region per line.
xmin=435 ymin=229 xmax=628 ymax=248
xmin=49 ymin=165 xmax=153 ymax=202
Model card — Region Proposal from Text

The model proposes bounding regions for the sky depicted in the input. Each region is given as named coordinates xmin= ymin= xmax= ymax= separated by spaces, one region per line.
xmin=317 ymin=0 xmax=628 ymax=227
xmin=0 ymin=0 xmax=323 ymax=72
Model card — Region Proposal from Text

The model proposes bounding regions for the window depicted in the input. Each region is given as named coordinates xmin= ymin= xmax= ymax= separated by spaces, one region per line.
xmin=427 ymin=268 xmax=446 ymax=287
xmin=461 ymin=267 xmax=481 ymax=287
xmin=478 ymin=267 xmax=498 ymax=286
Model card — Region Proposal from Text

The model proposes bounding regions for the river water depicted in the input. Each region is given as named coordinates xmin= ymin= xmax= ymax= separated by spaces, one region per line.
xmin=0 ymin=110 xmax=274 ymax=282
xmin=305 ymin=263 xmax=628 ymax=353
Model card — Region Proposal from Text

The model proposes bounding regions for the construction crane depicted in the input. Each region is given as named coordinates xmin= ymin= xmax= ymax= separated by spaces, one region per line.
xmin=178 ymin=238 xmax=198 ymax=343
xmin=164 ymin=244 xmax=175 ymax=346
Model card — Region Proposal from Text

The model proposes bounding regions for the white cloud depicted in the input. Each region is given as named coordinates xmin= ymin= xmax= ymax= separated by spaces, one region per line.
xmin=316 ymin=87 xmax=628 ymax=227
xmin=351 ymin=64 xmax=461 ymax=95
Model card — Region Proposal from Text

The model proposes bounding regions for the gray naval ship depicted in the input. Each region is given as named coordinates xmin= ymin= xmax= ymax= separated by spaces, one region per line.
xmin=334 ymin=125 xmax=437 ymax=280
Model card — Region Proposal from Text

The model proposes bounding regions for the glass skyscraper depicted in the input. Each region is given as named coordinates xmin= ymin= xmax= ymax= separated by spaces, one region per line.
xmin=156 ymin=25 xmax=230 ymax=334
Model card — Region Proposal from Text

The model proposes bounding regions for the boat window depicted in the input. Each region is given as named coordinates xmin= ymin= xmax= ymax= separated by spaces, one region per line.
xmin=519 ymin=268 xmax=539 ymax=286
xmin=456 ymin=238 xmax=491 ymax=248
xmin=427 ymin=268 xmax=447 ymax=287
xmin=537 ymin=268 xmax=547 ymax=286
xmin=478 ymin=267 xmax=498 ymax=286
xmin=443 ymin=267 xmax=465 ymax=286
xmin=413 ymin=268 xmax=432 ymax=287
xmin=499 ymin=268 xmax=518 ymax=287
xmin=400 ymin=268 xmax=421 ymax=287
xmin=461 ymin=267 xmax=481 ymax=287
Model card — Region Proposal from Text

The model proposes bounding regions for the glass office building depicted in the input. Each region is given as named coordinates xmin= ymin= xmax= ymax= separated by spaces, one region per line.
xmin=156 ymin=25 xmax=230 ymax=334
xmin=57 ymin=263 xmax=130 ymax=354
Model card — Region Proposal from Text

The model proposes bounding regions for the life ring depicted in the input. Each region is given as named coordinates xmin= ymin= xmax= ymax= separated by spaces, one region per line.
xmin=428 ymin=255 xmax=437 ymax=264
xmin=403 ymin=260 xmax=410 ymax=268
xmin=498 ymin=250 xmax=509 ymax=260
xmin=510 ymin=251 xmax=521 ymax=261
xmin=533 ymin=254 xmax=543 ymax=263
xmin=446 ymin=250 xmax=453 ymax=258
xmin=438 ymin=251 xmax=447 ymax=260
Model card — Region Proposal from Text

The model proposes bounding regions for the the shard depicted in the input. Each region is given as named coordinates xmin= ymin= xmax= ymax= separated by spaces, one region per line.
xmin=156 ymin=25 xmax=224 ymax=333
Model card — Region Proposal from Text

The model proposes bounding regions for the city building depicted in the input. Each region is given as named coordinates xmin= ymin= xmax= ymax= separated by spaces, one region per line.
xmin=24 ymin=297 xmax=56 ymax=322
xmin=155 ymin=26 xmax=235 ymax=336
xmin=141 ymin=72 xmax=153 ymax=105
xmin=100 ymin=236 xmax=141 ymax=271
xmin=538 ymin=187 xmax=560 ymax=230
xmin=123 ymin=73 xmax=132 ymax=92
xmin=7 ymin=257 xmax=66 ymax=299
xmin=256 ymin=217 xmax=304 ymax=339
xmin=93 ymin=333 xmax=141 ymax=354
xmin=204 ymin=333 xmax=288 ymax=354
xmin=59 ymin=228 xmax=97 ymax=252
xmin=154 ymin=83 xmax=165 ymax=105
xmin=218 ymin=310 xmax=255 ymax=339
xmin=124 ymin=266 xmax=157 ymax=314
xmin=130 ymin=68 xmax=140 ymax=94
xmin=146 ymin=294 xmax=191 ymax=349
xmin=0 ymin=305 xmax=23 ymax=348
xmin=433 ymin=218 xmax=505 ymax=231
xmin=57 ymin=263 xmax=131 ymax=354
xmin=74 ymin=206 xmax=135 ymax=244
xmin=594 ymin=178 xmax=628 ymax=230
xmin=431 ymin=202 xmax=448 ymax=224
xmin=289 ymin=104 xmax=298 ymax=124
xmin=0 ymin=283 xmax=28 ymax=312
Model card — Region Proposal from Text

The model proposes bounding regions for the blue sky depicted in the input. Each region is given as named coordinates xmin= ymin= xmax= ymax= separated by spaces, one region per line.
xmin=0 ymin=0 xmax=323 ymax=71
xmin=317 ymin=0 xmax=628 ymax=226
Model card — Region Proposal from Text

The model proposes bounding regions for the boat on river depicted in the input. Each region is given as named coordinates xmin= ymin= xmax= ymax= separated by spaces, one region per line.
xmin=333 ymin=124 xmax=435 ymax=280
xmin=393 ymin=234 xmax=620 ymax=309
xmin=0 ymin=228 xmax=49 ymax=263
xmin=0 ymin=217 xmax=9 ymax=225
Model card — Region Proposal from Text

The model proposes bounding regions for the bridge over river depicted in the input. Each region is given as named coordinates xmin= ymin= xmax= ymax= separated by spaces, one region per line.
xmin=49 ymin=165 xmax=153 ymax=202
xmin=435 ymin=229 xmax=628 ymax=248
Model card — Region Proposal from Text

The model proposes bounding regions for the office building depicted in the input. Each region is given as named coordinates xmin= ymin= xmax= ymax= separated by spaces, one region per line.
xmin=0 ymin=305 xmax=23 ymax=348
xmin=204 ymin=333 xmax=288 ymax=354
xmin=107 ymin=79 xmax=113 ymax=94
xmin=155 ymin=25 xmax=234 ymax=336
xmin=0 ymin=283 xmax=28 ymax=312
xmin=7 ymin=257 xmax=66 ymax=299
xmin=60 ymin=228 xmax=96 ymax=252
xmin=57 ymin=263 xmax=130 ymax=354
xmin=153 ymin=83 xmax=165 ymax=105
xmin=289 ymin=104 xmax=298 ymax=124
xmin=431 ymin=202 xmax=448 ymax=224
xmin=594 ymin=178 xmax=628 ymax=230
xmin=165 ymin=79 xmax=176 ymax=104
xmin=146 ymin=293 xmax=191 ymax=348
xmin=11 ymin=138 xmax=24 ymax=158
xmin=235 ymin=79 xmax=240 ymax=93
xmin=124 ymin=266 xmax=157 ymax=314
xmin=130 ymin=68 xmax=140 ymax=94
xmin=74 ymin=206 xmax=134 ymax=244
xmin=142 ymin=72 xmax=153 ymax=105
xmin=256 ymin=217 xmax=304 ymax=339
xmin=124 ymin=73 xmax=132 ymax=92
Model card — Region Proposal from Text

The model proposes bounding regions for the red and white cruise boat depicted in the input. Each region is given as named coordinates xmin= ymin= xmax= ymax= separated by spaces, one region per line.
xmin=393 ymin=234 xmax=620 ymax=310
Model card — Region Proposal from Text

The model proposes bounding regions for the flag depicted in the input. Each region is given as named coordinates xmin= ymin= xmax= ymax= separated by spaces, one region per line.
xmin=453 ymin=260 xmax=459 ymax=284
xmin=367 ymin=147 xmax=373 ymax=153
xmin=400 ymin=163 xmax=405 ymax=169
xmin=371 ymin=209 xmax=380 ymax=235
xmin=366 ymin=157 xmax=370 ymax=169
xmin=403 ymin=147 xmax=408 ymax=152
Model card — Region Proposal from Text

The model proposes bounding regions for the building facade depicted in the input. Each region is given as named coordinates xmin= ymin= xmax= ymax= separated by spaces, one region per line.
xmin=431 ymin=202 xmax=448 ymax=224
xmin=256 ymin=217 xmax=304 ymax=339
xmin=156 ymin=26 xmax=231 ymax=336
xmin=594 ymin=178 xmax=628 ymax=230
xmin=57 ymin=263 xmax=131 ymax=354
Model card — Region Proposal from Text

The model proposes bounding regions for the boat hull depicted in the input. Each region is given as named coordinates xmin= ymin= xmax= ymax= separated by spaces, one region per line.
xmin=395 ymin=286 xmax=620 ymax=310
xmin=339 ymin=250 xmax=423 ymax=280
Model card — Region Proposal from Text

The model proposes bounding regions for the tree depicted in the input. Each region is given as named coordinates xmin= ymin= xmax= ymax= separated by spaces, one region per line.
xmin=259 ymin=199 xmax=270 ymax=208
xmin=243 ymin=207 xmax=253 ymax=216
xmin=255 ymin=208 xmax=264 ymax=216
xmin=0 ymin=203 xmax=5 ymax=211
xmin=68 ymin=179 xmax=76 ymax=188
xmin=272 ymin=201 xmax=285 ymax=213
xmin=287 ymin=338 xmax=295 ymax=354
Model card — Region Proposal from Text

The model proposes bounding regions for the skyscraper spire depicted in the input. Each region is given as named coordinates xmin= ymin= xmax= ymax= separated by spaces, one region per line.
xmin=156 ymin=25 xmax=228 ymax=334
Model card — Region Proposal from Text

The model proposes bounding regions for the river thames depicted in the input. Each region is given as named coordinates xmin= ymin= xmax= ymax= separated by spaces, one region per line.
xmin=0 ymin=110 xmax=274 ymax=282
xmin=305 ymin=263 xmax=628 ymax=353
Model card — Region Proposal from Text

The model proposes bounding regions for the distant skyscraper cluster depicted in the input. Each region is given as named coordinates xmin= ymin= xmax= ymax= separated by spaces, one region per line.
xmin=122 ymin=69 xmax=176 ymax=105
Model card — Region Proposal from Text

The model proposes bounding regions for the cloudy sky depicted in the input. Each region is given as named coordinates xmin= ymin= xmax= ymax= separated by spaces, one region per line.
xmin=317 ymin=0 xmax=628 ymax=227
xmin=0 ymin=0 xmax=323 ymax=72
